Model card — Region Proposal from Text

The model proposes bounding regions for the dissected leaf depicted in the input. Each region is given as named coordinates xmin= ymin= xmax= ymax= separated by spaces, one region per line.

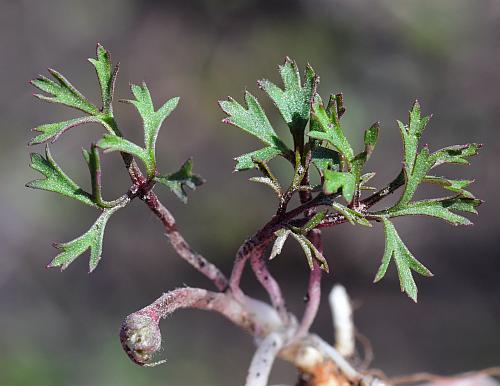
xmin=364 ymin=122 xmax=379 ymax=158
xmin=423 ymin=176 xmax=475 ymax=198
xmin=220 ymin=92 xmax=284 ymax=147
xmin=323 ymin=170 xmax=356 ymax=202
xmin=220 ymin=92 xmax=290 ymax=170
xmin=30 ymin=116 xmax=104 ymax=145
xmin=309 ymin=94 xmax=354 ymax=161
xmin=123 ymin=83 xmax=179 ymax=169
xmin=311 ymin=146 xmax=340 ymax=172
xmin=234 ymin=146 xmax=283 ymax=171
xmin=258 ymin=58 xmax=317 ymax=135
xmin=88 ymin=43 xmax=119 ymax=114
xmin=399 ymin=101 xmax=431 ymax=175
xmin=27 ymin=146 xmax=95 ymax=207
xmin=155 ymin=159 xmax=204 ymax=204
xmin=31 ymin=69 xmax=98 ymax=115
xmin=48 ymin=199 xmax=127 ymax=272
xmin=383 ymin=196 xmax=481 ymax=226
xmin=30 ymin=44 xmax=119 ymax=146
xmin=374 ymin=218 xmax=433 ymax=302
xmin=97 ymin=134 xmax=152 ymax=175
xmin=431 ymin=143 xmax=481 ymax=168
xmin=396 ymin=146 xmax=433 ymax=206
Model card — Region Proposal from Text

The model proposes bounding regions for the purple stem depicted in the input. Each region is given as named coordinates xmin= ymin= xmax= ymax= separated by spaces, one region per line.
xmin=295 ymin=229 xmax=323 ymax=338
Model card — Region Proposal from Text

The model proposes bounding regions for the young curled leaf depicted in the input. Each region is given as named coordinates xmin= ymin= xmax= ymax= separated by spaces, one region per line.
xmin=155 ymin=159 xmax=205 ymax=204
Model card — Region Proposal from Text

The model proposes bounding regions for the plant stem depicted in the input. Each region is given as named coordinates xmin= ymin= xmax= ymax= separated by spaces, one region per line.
xmin=143 ymin=192 xmax=229 ymax=291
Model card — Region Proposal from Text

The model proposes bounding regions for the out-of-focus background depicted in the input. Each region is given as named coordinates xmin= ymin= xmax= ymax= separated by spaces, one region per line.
xmin=1 ymin=1 xmax=499 ymax=385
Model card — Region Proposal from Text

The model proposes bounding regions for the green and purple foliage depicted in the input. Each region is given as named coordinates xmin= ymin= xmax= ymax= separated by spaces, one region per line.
xmin=27 ymin=45 xmax=481 ymax=383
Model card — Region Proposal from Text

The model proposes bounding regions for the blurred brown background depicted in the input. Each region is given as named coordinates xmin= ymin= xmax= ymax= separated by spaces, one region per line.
xmin=1 ymin=1 xmax=499 ymax=385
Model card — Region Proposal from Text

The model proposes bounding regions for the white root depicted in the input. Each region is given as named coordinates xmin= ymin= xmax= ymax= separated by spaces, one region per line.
xmin=329 ymin=284 xmax=355 ymax=358
xmin=246 ymin=332 xmax=285 ymax=386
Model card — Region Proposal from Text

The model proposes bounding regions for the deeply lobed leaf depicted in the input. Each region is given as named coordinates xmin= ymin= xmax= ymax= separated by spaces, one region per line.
xmin=374 ymin=218 xmax=433 ymax=302
xmin=123 ymin=83 xmax=179 ymax=161
xmin=220 ymin=92 xmax=290 ymax=171
xmin=258 ymin=57 xmax=318 ymax=135
xmin=31 ymin=69 xmax=98 ymax=115
xmin=88 ymin=43 xmax=119 ymax=115
xmin=383 ymin=196 xmax=481 ymax=226
xmin=30 ymin=116 xmax=104 ymax=145
xmin=323 ymin=170 xmax=356 ymax=202
xmin=155 ymin=159 xmax=205 ymax=203
xmin=309 ymin=94 xmax=354 ymax=162
xmin=48 ymin=199 xmax=127 ymax=272
xmin=27 ymin=146 xmax=95 ymax=207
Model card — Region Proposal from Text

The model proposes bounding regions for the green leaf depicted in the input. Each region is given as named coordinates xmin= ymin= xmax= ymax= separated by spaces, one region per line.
xmin=220 ymin=92 xmax=290 ymax=170
xmin=396 ymin=146 xmax=433 ymax=207
xmin=27 ymin=146 xmax=95 ymax=207
xmin=123 ymin=83 xmax=179 ymax=167
xmin=301 ymin=212 xmax=327 ymax=234
xmin=399 ymin=101 xmax=431 ymax=175
xmin=99 ymin=84 xmax=179 ymax=178
xmin=155 ymin=159 xmax=205 ymax=204
xmin=331 ymin=202 xmax=371 ymax=227
xmin=269 ymin=229 xmax=291 ymax=260
xmin=309 ymin=94 xmax=354 ymax=161
xmin=374 ymin=218 xmax=433 ymax=302
xmin=31 ymin=69 xmax=98 ymax=115
xmin=30 ymin=116 xmax=104 ymax=145
xmin=97 ymin=134 xmax=152 ymax=175
xmin=48 ymin=199 xmax=127 ymax=272
xmin=364 ymin=122 xmax=379 ymax=158
xmin=431 ymin=143 xmax=481 ymax=168
xmin=323 ymin=170 xmax=356 ymax=202
xmin=311 ymin=146 xmax=340 ymax=172
xmin=289 ymin=232 xmax=329 ymax=272
xmin=234 ymin=146 xmax=283 ymax=171
xmin=88 ymin=43 xmax=119 ymax=115
xmin=423 ymin=176 xmax=475 ymax=198
xmin=82 ymin=144 xmax=113 ymax=208
xmin=220 ymin=92 xmax=283 ymax=147
xmin=30 ymin=46 xmax=118 ymax=145
xmin=258 ymin=58 xmax=317 ymax=135
xmin=383 ymin=196 xmax=480 ymax=225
